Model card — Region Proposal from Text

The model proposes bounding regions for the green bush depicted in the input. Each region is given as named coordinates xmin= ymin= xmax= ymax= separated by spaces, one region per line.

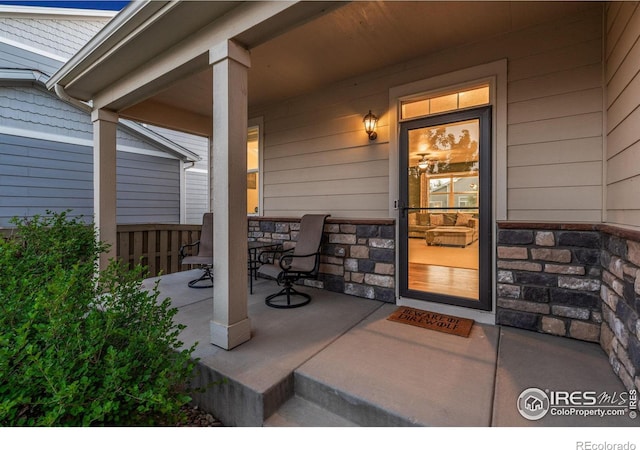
xmin=0 ymin=211 xmax=197 ymax=426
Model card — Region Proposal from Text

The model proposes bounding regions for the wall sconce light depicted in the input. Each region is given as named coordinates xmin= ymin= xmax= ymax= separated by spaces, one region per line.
xmin=363 ymin=110 xmax=378 ymax=140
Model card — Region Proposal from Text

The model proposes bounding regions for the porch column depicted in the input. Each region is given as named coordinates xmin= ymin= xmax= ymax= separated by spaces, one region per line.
xmin=91 ymin=109 xmax=118 ymax=270
xmin=209 ymin=40 xmax=251 ymax=350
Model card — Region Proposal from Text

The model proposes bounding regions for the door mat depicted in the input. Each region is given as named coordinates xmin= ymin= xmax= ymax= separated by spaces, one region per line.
xmin=387 ymin=306 xmax=474 ymax=338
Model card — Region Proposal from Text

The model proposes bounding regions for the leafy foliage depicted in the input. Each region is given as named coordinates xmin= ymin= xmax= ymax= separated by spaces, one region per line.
xmin=0 ymin=211 xmax=196 ymax=426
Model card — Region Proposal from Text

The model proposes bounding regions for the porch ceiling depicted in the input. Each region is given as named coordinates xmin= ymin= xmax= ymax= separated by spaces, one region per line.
xmin=116 ymin=1 xmax=595 ymax=135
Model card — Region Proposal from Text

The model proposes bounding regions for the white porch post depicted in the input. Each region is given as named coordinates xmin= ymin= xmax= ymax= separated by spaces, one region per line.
xmin=209 ymin=40 xmax=251 ymax=350
xmin=91 ymin=109 xmax=118 ymax=270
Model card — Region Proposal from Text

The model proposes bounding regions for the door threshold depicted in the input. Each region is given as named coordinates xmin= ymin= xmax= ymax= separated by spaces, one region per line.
xmin=397 ymin=297 xmax=496 ymax=325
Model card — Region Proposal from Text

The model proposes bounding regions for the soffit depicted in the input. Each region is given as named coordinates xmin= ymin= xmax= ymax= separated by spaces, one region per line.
xmin=121 ymin=1 xmax=597 ymax=132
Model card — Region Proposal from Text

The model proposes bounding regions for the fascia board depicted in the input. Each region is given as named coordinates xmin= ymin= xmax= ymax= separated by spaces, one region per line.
xmin=45 ymin=0 xmax=171 ymax=92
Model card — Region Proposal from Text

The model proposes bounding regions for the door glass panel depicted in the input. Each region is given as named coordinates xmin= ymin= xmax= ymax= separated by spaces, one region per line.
xmin=406 ymin=119 xmax=480 ymax=301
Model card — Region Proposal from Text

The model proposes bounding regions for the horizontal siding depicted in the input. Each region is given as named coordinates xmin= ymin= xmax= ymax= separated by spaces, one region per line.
xmin=607 ymin=140 xmax=640 ymax=185
xmin=508 ymin=209 xmax=603 ymax=222
xmin=508 ymin=162 xmax=602 ymax=189
xmin=508 ymin=137 xmax=602 ymax=167
xmin=505 ymin=5 xmax=603 ymax=222
xmin=0 ymin=135 xmax=93 ymax=225
xmin=116 ymin=151 xmax=180 ymax=224
xmin=146 ymin=124 xmax=209 ymax=222
xmin=0 ymin=134 xmax=180 ymax=226
xmin=254 ymin=5 xmax=605 ymax=222
xmin=508 ymin=186 xmax=603 ymax=211
xmin=606 ymin=2 xmax=640 ymax=228
xmin=185 ymin=170 xmax=208 ymax=224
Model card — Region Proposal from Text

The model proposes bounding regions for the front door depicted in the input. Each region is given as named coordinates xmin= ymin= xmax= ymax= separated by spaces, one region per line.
xmin=399 ymin=106 xmax=491 ymax=310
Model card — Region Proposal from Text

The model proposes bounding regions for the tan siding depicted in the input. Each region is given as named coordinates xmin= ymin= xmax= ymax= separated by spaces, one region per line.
xmin=508 ymin=39 xmax=601 ymax=83
xmin=508 ymin=64 xmax=602 ymax=103
xmin=508 ymin=209 xmax=603 ymax=222
xmin=508 ymin=162 xmax=602 ymax=189
xmin=264 ymin=143 xmax=387 ymax=172
xmin=607 ymin=140 xmax=640 ymax=185
xmin=507 ymin=113 xmax=602 ymax=146
xmin=606 ymin=16 xmax=640 ymax=104
xmin=508 ymin=137 xmax=602 ymax=167
xmin=607 ymin=177 xmax=640 ymax=210
xmin=606 ymin=209 xmax=640 ymax=226
xmin=264 ymin=193 xmax=388 ymax=216
xmin=264 ymin=160 xmax=388 ymax=185
xmin=508 ymin=186 xmax=602 ymax=211
xmin=607 ymin=106 xmax=640 ymax=160
xmin=265 ymin=176 xmax=388 ymax=198
xmin=605 ymin=1 xmax=638 ymax=59
xmin=607 ymin=66 xmax=640 ymax=132
xmin=606 ymin=2 xmax=640 ymax=228
xmin=508 ymin=88 xmax=602 ymax=124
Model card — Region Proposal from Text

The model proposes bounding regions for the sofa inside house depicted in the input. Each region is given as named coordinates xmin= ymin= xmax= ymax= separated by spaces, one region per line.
xmin=408 ymin=212 xmax=478 ymax=247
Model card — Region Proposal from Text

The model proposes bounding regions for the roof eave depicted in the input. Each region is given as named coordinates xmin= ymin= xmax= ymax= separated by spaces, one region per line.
xmin=45 ymin=0 xmax=172 ymax=93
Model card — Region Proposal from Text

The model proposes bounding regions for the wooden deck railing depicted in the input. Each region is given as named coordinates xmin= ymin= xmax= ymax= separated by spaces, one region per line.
xmin=1 ymin=224 xmax=203 ymax=279
xmin=116 ymin=224 xmax=202 ymax=278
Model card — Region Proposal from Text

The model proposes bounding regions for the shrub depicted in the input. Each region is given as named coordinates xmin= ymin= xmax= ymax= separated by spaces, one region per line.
xmin=0 ymin=211 xmax=196 ymax=426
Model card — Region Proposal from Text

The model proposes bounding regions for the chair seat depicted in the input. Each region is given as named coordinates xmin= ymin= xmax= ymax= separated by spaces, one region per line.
xmin=257 ymin=262 xmax=282 ymax=279
xmin=182 ymin=255 xmax=213 ymax=265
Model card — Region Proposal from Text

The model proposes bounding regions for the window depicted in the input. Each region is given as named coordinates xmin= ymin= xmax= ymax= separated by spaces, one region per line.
xmin=401 ymin=84 xmax=489 ymax=120
xmin=247 ymin=125 xmax=260 ymax=215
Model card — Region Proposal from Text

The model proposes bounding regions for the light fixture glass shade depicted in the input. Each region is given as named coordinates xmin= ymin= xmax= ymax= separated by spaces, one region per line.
xmin=363 ymin=110 xmax=378 ymax=140
xmin=417 ymin=159 xmax=429 ymax=170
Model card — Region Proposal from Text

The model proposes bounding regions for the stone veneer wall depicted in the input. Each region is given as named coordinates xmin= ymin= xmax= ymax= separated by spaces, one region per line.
xmin=497 ymin=222 xmax=640 ymax=391
xmin=248 ymin=217 xmax=396 ymax=303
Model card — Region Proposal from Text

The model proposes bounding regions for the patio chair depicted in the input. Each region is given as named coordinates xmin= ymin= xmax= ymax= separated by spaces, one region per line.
xmin=258 ymin=214 xmax=329 ymax=308
xmin=179 ymin=212 xmax=213 ymax=288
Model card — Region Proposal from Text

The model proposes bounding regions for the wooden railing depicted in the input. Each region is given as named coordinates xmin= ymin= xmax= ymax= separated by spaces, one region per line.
xmin=1 ymin=224 xmax=203 ymax=279
xmin=116 ymin=224 xmax=202 ymax=278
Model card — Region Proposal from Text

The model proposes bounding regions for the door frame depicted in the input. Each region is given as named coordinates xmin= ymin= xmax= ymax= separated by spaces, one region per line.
xmin=398 ymin=106 xmax=492 ymax=311
xmin=388 ymin=60 xmax=507 ymax=324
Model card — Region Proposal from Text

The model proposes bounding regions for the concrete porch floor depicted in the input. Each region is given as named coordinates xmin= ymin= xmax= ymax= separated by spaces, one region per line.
xmin=143 ymin=269 xmax=637 ymax=427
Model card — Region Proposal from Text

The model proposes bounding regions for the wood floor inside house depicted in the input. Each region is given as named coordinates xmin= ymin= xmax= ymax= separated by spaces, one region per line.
xmin=407 ymin=238 xmax=479 ymax=300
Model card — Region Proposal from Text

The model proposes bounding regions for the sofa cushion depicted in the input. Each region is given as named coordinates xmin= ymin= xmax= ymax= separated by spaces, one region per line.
xmin=430 ymin=214 xmax=444 ymax=226
xmin=455 ymin=213 xmax=473 ymax=227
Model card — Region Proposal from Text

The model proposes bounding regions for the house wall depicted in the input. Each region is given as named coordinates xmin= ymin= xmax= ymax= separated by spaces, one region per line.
xmin=251 ymin=5 xmax=604 ymax=223
xmin=0 ymin=85 xmax=181 ymax=226
xmin=0 ymin=13 xmax=109 ymax=60
xmin=146 ymin=124 xmax=210 ymax=225
xmin=605 ymin=2 xmax=640 ymax=228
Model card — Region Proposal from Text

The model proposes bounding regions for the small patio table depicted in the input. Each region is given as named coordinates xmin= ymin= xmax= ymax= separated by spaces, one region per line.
xmin=248 ymin=241 xmax=279 ymax=294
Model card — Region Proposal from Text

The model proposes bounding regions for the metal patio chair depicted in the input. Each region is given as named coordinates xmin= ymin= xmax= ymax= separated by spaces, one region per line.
xmin=258 ymin=214 xmax=329 ymax=308
xmin=180 ymin=212 xmax=213 ymax=288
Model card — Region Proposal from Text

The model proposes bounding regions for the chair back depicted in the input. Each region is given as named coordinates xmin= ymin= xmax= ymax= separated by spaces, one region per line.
xmin=198 ymin=212 xmax=214 ymax=257
xmin=290 ymin=214 xmax=329 ymax=272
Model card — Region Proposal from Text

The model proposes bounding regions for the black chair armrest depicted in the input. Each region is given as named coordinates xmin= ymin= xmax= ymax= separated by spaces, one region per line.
xmin=258 ymin=245 xmax=288 ymax=264
xmin=279 ymin=251 xmax=321 ymax=272
xmin=179 ymin=241 xmax=200 ymax=260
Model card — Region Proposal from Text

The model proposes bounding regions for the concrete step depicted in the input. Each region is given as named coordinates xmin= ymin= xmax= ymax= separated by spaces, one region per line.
xmin=263 ymin=395 xmax=358 ymax=427
xmin=292 ymin=371 xmax=419 ymax=427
